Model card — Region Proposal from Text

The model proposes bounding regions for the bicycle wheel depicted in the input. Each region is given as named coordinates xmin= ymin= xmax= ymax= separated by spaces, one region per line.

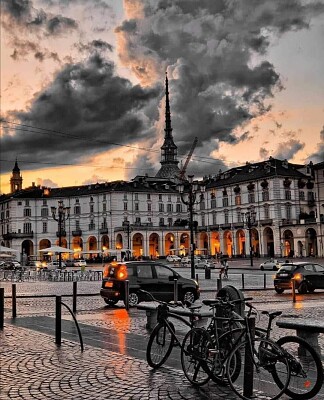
xmin=181 ymin=327 xmax=211 ymax=386
xmin=227 ymin=337 xmax=290 ymax=400
xmin=146 ymin=321 xmax=175 ymax=368
xmin=275 ymin=335 xmax=323 ymax=400
xmin=206 ymin=329 xmax=242 ymax=386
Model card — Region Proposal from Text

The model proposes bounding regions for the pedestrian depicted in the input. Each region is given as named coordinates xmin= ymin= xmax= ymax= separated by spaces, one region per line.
xmin=223 ymin=259 xmax=229 ymax=279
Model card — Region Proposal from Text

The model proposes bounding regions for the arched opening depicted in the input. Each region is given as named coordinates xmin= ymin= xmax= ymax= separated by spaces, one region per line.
xmin=197 ymin=232 xmax=208 ymax=256
xmin=165 ymin=233 xmax=175 ymax=255
xmin=263 ymin=227 xmax=274 ymax=257
xmin=305 ymin=228 xmax=317 ymax=256
xmin=282 ymin=229 xmax=294 ymax=257
xmin=236 ymin=230 xmax=245 ymax=257
xmin=72 ymin=237 xmax=83 ymax=258
xmin=149 ymin=233 xmax=159 ymax=259
xmin=210 ymin=231 xmax=220 ymax=256
xmin=116 ymin=233 xmax=123 ymax=249
xmin=133 ymin=233 xmax=144 ymax=258
xmin=101 ymin=235 xmax=109 ymax=251
xmin=223 ymin=231 xmax=233 ymax=257
xmin=21 ymin=240 xmax=34 ymax=258
xmin=179 ymin=233 xmax=189 ymax=256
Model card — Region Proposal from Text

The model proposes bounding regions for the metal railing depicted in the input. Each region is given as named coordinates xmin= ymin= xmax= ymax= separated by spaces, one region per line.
xmin=0 ymin=269 xmax=102 ymax=282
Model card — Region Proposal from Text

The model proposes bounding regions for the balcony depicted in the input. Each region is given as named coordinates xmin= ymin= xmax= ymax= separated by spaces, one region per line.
xmin=99 ymin=228 xmax=108 ymax=234
xmin=260 ymin=219 xmax=273 ymax=226
xmin=56 ymin=230 xmax=66 ymax=237
xmin=3 ymin=232 xmax=34 ymax=240
xmin=72 ymin=230 xmax=82 ymax=236
xmin=281 ymin=219 xmax=293 ymax=226
xmin=233 ymin=222 xmax=244 ymax=229
xmin=220 ymin=223 xmax=231 ymax=230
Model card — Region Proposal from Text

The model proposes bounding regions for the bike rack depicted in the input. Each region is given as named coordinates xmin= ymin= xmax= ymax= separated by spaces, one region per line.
xmin=55 ymin=295 xmax=84 ymax=352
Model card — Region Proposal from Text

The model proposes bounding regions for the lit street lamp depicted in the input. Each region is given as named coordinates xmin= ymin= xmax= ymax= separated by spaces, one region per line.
xmin=123 ymin=221 xmax=132 ymax=260
xmin=178 ymin=175 xmax=205 ymax=279
xmin=51 ymin=201 xmax=70 ymax=269
xmin=245 ymin=208 xmax=257 ymax=267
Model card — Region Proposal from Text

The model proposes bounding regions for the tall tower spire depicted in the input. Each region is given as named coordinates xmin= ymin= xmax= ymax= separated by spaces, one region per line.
xmin=155 ymin=72 xmax=180 ymax=180
xmin=10 ymin=159 xmax=23 ymax=193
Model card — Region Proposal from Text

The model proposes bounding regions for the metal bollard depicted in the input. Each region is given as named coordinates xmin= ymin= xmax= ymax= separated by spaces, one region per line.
xmin=174 ymin=279 xmax=178 ymax=303
xmin=263 ymin=274 xmax=266 ymax=289
xmin=243 ymin=316 xmax=255 ymax=397
xmin=217 ymin=278 xmax=222 ymax=292
xmin=124 ymin=280 xmax=129 ymax=311
xmin=292 ymin=278 xmax=296 ymax=303
xmin=241 ymin=273 xmax=245 ymax=289
xmin=12 ymin=284 xmax=17 ymax=318
xmin=55 ymin=296 xmax=62 ymax=346
xmin=195 ymin=273 xmax=199 ymax=282
xmin=0 ymin=288 xmax=4 ymax=329
xmin=73 ymin=281 xmax=77 ymax=313
xmin=205 ymin=267 xmax=211 ymax=279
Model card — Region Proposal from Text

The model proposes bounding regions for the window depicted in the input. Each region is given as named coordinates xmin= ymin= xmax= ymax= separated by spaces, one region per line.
xmin=147 ymin=194 xmax=151 ymax=200
xmin=24 ymin=208 xmax=31 ymax=217
xmin=123 ymin=193 xmax=127 ymax=200
xmin=43 ymin=200 xmax=47 ymax=206
xmin=236 ymin=209 xmax=242 ymax=222
xmin=159 ymin=194 xmax=163 ymax=201
xmin=102 ymin=218 xmax=107 ymax=229
xmin=90 ymin=204 xmax=94 ymax=213
xmin=75 ymin=220 xmax=80 ymax=230
xmin=74 ymin=205 xmax=81 ymax=214
xmin=23 ymin=222 xmax=32 ymax=233
xmin=148 ymin=203 xmax=152 ymax=212
xmin=103 ymin=203 xmax=107 ymax=212
xmin=222 ymin=197 xmax=229 ymax=207
xmin=6 ymin=210 xmax=9 ymax=219
xmin=135 ymin=193 xmax=139 ymax=201
xmin=155 ymin=265 xmax=173 ymax=279
xmin=41 ymin=208 xmax=48 ymax=217
xmin=168 ymin=195 xmax=171 ymax=202
xmin=159 ymin=217 xmax=165 ymax=226
xmin=235 ymin=195 xmax=241 ymax=205
xmin=201 ymin=213 xmax=205 ymax=227
xmin=285 ymin=190 xmax=291 ymax=200
xmin=89 ymin=220 xmax=95 ymax=230
xmin=25 ymin=200 xmax=30 ymax=206
xmin=248 ymin=192 xmax=255 ymax=203
xmin=176 ymin=204 xmax=182 ymax=213
xmin=76 ymin=199 xmax=79 ymax=203
xmin=211 ymin=198 xmax=217 ymax=208
xmin=42 ymin=222 xmax=47 ymax=233
xmin=212 ymin=212 xmax=217 ymax=225
xmin=262 ymin=190 xmax=269 ymax=201
xmin=299 ymin=191 xmax=305 ymax=201
xmin=124 ymin=202 xmax=128 ymax=211
xmin=167 ymin=203 xmax=173 ymax=212
xmin=159 ymin=203 xmax=164 ymax=212
xmin=168 ymin=218 xmax=173 ymax=226
xmin=137 ymin=265 xmax=153 ymax=278
xmin=285 ymin=203 xmax=292 ymax=220
xmin=135 ymin=202 xmax=139 ymax=211
xmin=264 ymin=204 xmax=270 ymax=219
xmin=135 ymin=217 xmax=141 ymax=225
xmin=224 ymin=209 xmax=229 ymax=224
xmin=200 ymin=201 xmax=205 ymax=210
xmin=103 ymin=194 xmax=106 ymax=201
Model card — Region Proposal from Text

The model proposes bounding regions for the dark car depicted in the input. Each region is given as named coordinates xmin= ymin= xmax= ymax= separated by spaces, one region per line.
xmin=100 ymin=261 xmax=200 ymax=307
xmin=274 ymin=262 xmax=324 ymax=294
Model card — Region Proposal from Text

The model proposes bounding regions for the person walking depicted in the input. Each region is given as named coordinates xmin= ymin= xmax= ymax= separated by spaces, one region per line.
xmin=223 ymin=259 xmax=229 ymax=279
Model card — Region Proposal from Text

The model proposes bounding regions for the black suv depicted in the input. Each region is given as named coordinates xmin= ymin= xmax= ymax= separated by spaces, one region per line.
xmin=100 ymin=261 xmax=200 ymax=307
xmin=274 ymin=262 xmax=324 ymax=294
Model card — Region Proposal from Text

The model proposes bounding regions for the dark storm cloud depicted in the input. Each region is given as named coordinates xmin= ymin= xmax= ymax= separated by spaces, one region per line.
xmin=274 ymin=139 xmax=305 ymax=160
xmin=1 ymin=54 xmax=161 ymax=173
xmin=46 ymin=15 xmax=77 ymax=34
xmin=117 ymin=0 xmax=324 ymax=176
xmin=76 ymin=40 xmax=113 ymax=54
xmin=308 ymin=126 xmax=324 ymax=164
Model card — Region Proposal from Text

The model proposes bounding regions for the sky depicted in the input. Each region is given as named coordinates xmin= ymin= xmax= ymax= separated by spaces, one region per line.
xmin=1 ymin=0 xmax=324 ymax=194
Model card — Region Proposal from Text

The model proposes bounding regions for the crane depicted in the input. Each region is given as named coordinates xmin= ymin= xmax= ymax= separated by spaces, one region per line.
xmin=178 ymin=137 xmax=198 ymax=181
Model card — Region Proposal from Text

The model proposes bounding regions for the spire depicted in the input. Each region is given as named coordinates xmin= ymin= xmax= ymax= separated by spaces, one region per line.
xmin=13 ymin=158 xmax=20 ymax=173
xmin=164 ymin=72 xmax=172 ymax=138
xmin=10 ymin=158 xmax=23 ymax=192
xmin=155 ymin=71 xmax=180 ymax=180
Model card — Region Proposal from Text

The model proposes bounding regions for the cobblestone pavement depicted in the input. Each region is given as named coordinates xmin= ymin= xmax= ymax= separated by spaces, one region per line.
xmin=1 ymin=280 xmax=324 ymax=399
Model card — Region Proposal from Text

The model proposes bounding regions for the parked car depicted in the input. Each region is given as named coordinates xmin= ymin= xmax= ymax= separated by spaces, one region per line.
xmin=195 ymin=261 xmax=216 ymax=270
xmin=181 ymin=256 xmax=201 ymax=265
xmin=73 ymin=259 xmax=87 ymax=267
xmin=100 ymin=261 xmax=200 ymax=307
xmin=166 ymin=255 xmax=181 ymax=263
xmin=2 ymin=261 xmax=23 ymax=270
xmin=259 ymin=259 xmax=284 ymax=271
xmin=274 ymin=262 xmax=324 ymax=294
xmin=44 ymin=261 xmax=66 ymax=270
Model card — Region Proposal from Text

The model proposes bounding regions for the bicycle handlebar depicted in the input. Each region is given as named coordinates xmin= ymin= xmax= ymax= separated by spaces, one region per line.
xmin=137 ymin=289 xmax=185 ymax=308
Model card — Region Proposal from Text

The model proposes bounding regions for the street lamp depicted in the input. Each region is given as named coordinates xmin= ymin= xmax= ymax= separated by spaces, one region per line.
xmin=51 ymin=200 xmax=70 ymax=269
xmin=178 ymin=175 xmax=205 ymax=279
xmin=123 ymin=221 xmax=132 ymax=260
xmin=245 ymin=208 xmax=257 ymax=267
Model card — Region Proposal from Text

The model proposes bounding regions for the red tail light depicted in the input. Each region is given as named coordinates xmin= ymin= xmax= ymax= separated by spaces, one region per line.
xmin=116 ymin=265 xmax=128 ymax=280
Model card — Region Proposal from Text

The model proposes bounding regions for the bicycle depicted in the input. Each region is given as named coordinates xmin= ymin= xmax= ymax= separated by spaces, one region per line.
xmin=183 ymin=297 xmax=291 ymax=400
xmin=140 ymin=289 xmax=211 ymax=386
xmin=257 ymin=309 xmax=323 ymax=400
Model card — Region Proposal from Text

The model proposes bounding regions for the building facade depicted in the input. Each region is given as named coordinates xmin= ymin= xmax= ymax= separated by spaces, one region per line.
xmin=1 ymin=76 xmax=323 ymax=261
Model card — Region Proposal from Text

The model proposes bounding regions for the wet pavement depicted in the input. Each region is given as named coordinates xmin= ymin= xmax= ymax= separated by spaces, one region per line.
xmin=1 ymin=278 xmax=324 ymax=399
